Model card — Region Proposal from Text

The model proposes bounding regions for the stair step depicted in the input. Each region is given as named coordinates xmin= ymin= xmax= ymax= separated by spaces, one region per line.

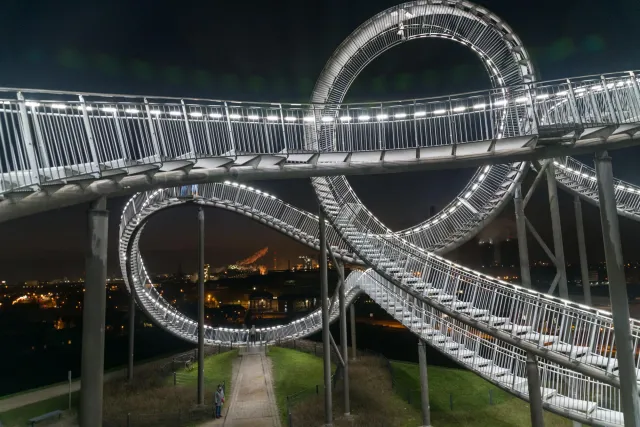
xmin=497 ymin=324 xmax=532 ymax=334
xmin=467 ymin=356 xmax=492 ymax=367
xmin=546 ymin=395 xmax=597 ymax=414
xmin=477 ymin=365 xmax=511 ymax=377
xmin=577 ymin=354 xmax=618 ymax=370
xmin=521 ymin=333 xmax=559 ymax=344
xmin=496 ymin=374 xmax=527 ymax=388
xmin=547 ymin=343 xmax=591 ymax=357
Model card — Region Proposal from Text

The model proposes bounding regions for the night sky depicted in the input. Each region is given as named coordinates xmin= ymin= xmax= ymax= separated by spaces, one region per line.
xmin=0 ymin=0 xmax=639 ymax=282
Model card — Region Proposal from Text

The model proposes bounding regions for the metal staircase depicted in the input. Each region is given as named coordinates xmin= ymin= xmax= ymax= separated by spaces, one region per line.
xmin=313 ymin=175 xmax=638 ymax=426
xmin=119 ymin=182 xmax=640 ymax=426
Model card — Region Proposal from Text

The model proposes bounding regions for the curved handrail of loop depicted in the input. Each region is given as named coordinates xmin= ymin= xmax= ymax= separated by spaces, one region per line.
xmin=119 ymin=183 xmax=360 ymax=267
xmin=553 ymin=156 xmax=640 ymax=222
xmin=119 ymin=183 xmax=365 ymax=344
xmin=119 ymin=183 xmax=635 ymax=426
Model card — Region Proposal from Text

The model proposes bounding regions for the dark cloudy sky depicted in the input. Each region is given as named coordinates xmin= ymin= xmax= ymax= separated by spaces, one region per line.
xmin=0 ymin=0 xmax=639 ymax=282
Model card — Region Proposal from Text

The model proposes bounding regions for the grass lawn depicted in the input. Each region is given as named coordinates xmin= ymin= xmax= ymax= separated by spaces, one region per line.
xmin=268 ymin=346 xmax=573 ymax=427
xmin=391 ymin=361 xmax=571 ymax=427
xmin=176 ymin=349 xmax=237 ymax=393
xmin=0 ymin=350 xmax=237 ymax=427
xmin=0 ymin=392 xmax=78 ymax=427
xmin=269 ymin=346 xmax=335 ymax=421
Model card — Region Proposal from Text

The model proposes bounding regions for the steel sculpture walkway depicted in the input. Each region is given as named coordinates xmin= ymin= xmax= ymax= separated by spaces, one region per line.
xmin=120 ymin=182 xmax=640 ymax=427
xmin=0 ymin=71 xmax=639 ymax=223
xmin=4 ymin=1 xmax=640 ymax=425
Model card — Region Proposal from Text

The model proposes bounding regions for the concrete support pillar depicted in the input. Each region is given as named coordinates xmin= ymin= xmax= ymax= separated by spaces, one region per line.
xmin=197 ymin=207 xmax=205 ymax=406
xmin=338 ymin=263 xmax=350 ymax=416
xmin=514 ymin=183 xmax=532 ymax=288
xmin=349 ymin=304 xmax=357 ymax=361
xmin=574 ymin=196 xmax=592 ymax=306
xmin=526 ymin=352 xmax=545 ymax=427
xmin=319 ymin=208 xmax=332 ymax=426
xmin=418 ymin=340 xmax=432 ymax=427
xmin=127 ymin=287 xmax=135 ymax=382
xmin=80 ymin=197 xmax=108 ymax=427
xmin=594 ymin=151 xmax=640 ymax=427
xmin=546 ymin=163 xmax=568 ymax=299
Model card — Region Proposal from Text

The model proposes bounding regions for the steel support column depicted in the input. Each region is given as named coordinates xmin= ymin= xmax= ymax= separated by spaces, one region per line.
xmin=338 ymin=262 xmax=350 ymax=415
xmin=80 ymin=197 xmax=108 ymax=427
xmin=319 ymin=208 xmax=332 ymax=426
xmin=127 ymin=287 xmax=135 ymax=382
xmin=594 ymin=151 xmax=640 ymax=427
xmin=197 ymin=207 xmax=205 ymax=406
xmin=514 ymin=184 xmax=531 ymax=288
xmin=526 ymin=352 xmax=545 ymax=427
xmin=574 ymin=195 xmax=592 ymax=306
xmin=546 ymin=163 xmax=568 ymax=299
xmin=349 ymin=304 xmax=357 ymax=361
xmin=418 ymin=340 xmax=432 ymax=427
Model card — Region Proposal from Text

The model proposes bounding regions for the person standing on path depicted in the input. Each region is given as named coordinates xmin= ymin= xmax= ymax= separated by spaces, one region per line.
xmin=250 ymin=324 xmax=256 ymax=346
xmin=214 ymin=384 xmax=224 ymax=418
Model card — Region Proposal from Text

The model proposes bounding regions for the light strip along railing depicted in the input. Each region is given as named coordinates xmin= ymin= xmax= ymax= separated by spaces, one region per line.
xmin=554 ymin=157 xmax=640 ymax=221
xmin=392 ymin=71 xmax=640 ymax=245
xmin=118 ymin=183 xmax=359 ymax=267
xmin=2 ymin=71 xmax=640 ymax=194
xmin=313 ymin=175 xmax=640 ymax=383
xmin=356 ymin=269 xmax=624 ymax=426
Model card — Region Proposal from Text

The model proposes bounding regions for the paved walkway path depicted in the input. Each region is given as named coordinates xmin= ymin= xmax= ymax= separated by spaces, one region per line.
xmin=0 ymin=368 xmax=126 ymax=413
xmin=201 ymin=346 xmax=280 ymax=427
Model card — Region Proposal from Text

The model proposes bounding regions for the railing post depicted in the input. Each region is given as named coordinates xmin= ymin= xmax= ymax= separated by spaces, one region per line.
xmin=78 ymin=95 xmax=100 ymax=169
xmin=180 ymin=100 xmax=197 ymax=158
xmin=223 ymin=102 xmax=237 ymax=157
xmin=525 ymin=83 xmax=539 ymax=135
xmin=15 ymin=92 xmax=41 ymax=186
xmin=29 ymin=104 xmax=49 ymax=170
xmin=143 ymin=98 xmax=164 ymax=160
xmin=278 ymin=103 xmax=289 ymax=157
xmin=565 ymin=79 xmax=583 ymax=128
xmin=628 ymin=72 xmax=640 ymax=117
xmin=447 ymin=96 xmax=456 ymax=148
xmin=600 ymin=76 xmax=620 ymax=123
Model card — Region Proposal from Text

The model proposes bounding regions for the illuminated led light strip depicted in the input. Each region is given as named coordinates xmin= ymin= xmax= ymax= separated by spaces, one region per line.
xmin=554 ymin=161 xmax=640 ymax=192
